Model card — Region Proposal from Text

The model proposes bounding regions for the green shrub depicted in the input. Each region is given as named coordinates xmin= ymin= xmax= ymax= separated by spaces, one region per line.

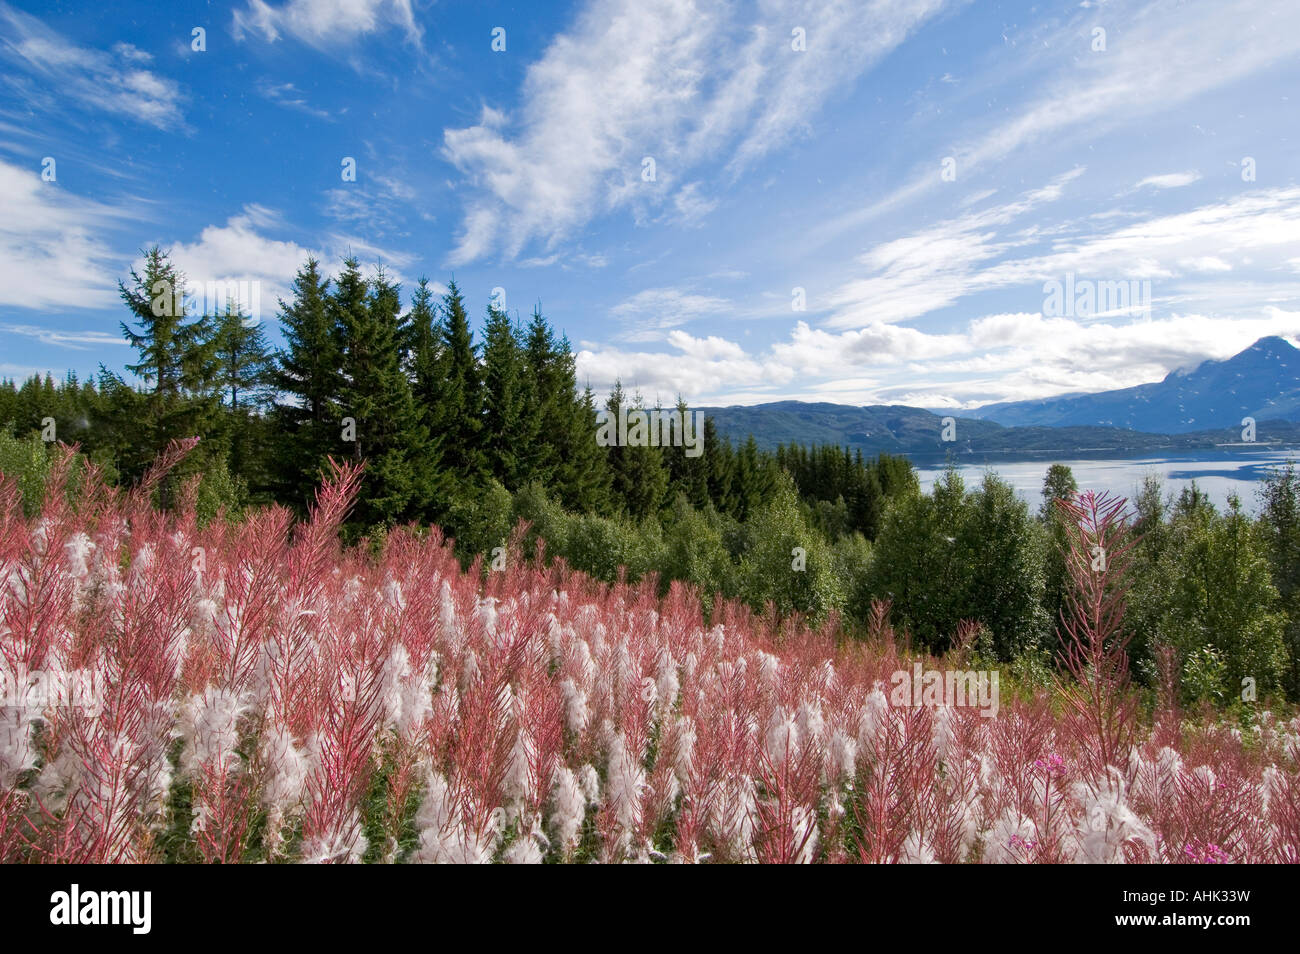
xmin=737 ymin=472 xmax=844 ymax=621
xmin=0 ymin=427 xmax=55 ymax=516
xmin=1157 ymin=494 xmax=1288 ymax=699
xmin=867 ymin=469 xmax=1047 ymax=658
xmin=831 ymin=531 xmax=873 ymax=624
xmin=195 ymin=455 xmax=248 ymax=526
xmin=511 ymin=480 xmax=573 ymax=557
xmin=563 ymin=512 xmax=633 ymax=581
xmin=662 ymin=494 xmax=734 ymax=609
xmin=1182 ymin=645 xmax=1229 ymax=706
xmin=444 ymin=479 xmax=515 ymax=568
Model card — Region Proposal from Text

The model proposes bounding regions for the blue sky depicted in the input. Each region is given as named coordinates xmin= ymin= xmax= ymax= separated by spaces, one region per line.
xmin=2 ymin=0 xmax=1299 ymax=409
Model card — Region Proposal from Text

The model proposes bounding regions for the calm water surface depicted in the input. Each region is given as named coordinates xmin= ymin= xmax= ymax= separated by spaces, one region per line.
xmin=913 ymin=449 xmax=1300 ymax=514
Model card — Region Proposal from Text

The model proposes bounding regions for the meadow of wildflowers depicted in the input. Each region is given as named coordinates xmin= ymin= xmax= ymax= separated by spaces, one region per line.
xmin=1 ymin=444 xmax=1297 ymax=865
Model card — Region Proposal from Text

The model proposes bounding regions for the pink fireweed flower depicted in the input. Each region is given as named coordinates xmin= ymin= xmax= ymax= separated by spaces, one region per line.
xmin=1183 ymin=840 xmax=1229 ymax=864
xmin=1033 ymin=753 xmax=1066 ymax=776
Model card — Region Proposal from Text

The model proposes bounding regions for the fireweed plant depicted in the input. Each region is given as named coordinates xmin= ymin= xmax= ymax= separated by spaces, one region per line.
xmin=0 ymin=443 xmax=1297 ymax=863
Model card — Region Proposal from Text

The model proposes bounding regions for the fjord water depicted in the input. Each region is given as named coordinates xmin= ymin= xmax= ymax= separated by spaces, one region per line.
xmin=914 ymin=448 xmax=1300 ymax=514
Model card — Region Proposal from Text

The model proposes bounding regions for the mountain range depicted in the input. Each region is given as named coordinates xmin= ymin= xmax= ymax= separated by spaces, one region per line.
xmin=699 ymin=337 xmax=1300 ymax=457
xmin=967 ymin=336 xmax=1300 ymax=432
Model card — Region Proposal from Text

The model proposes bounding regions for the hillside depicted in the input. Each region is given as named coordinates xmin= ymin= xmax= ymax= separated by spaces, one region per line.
xmin=699 ymin=337 xmax=1300 ymax=454
xmin=967 ymin=336 xmax=1300 ymax=433
xmin=697 ymin=400 xmax=1300 ymax=456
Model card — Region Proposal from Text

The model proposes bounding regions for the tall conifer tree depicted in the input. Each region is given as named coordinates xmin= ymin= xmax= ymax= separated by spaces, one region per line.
xmin=272 ymin=257 xmax=341 ymax=508
xmin=117 ymin=246 xmax=218 ymax=493
xmin=434 ymin=280 xmax=485 ymax=484
xmin=212 ymin=299 xmax=273 ymax=494
xmin=334 ymin=260 xmax=419 ymax=525
xmin=480 ymin=303 xmax=535 ymax=487
xmin=406 ymin=277 xmax=452 ymax=511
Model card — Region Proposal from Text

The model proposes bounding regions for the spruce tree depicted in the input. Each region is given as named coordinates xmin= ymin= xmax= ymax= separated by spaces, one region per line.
xmin=213 ymin=299 xmax=274 ymax=494
xmin=561 ymin=381 xmax=612 ymax=513
xmin=666 ymin=394 xmax=709 ymax=507
xmin=117 ymin=246 xmax=219 ymax=493
xmin=604 ymin=383 xmax=668 ymax=520
xmin=408 ymin=278 xmax=443 ymax=404
xmin=703 ymin=417 xmax=733 ymax=512
xmin=214 ymin=300 xmax=273 ymax=411
xmin=272 ymin=257 xmax=341 ymax=509
xmin=728 ymin=436 xmax=772 ymax=520
xmin=330 ymin=256 xmax=371 ymax=463
xmin=434 ymin=280 xmax=485 ymax=485
xmin=119 ymin=247 xmax=192 ymax=404
xmin=480 ymin=303 xmax=535 ymax=487
xmin=603 ymin=380 xmax=629 ymax=511
xmin=334 ymin=260 xmax=419 ymax=525
xmin=406 ymin=278 xmax=452 ymax=512
xmin=520 ymin=305 xmax=561 ymax=486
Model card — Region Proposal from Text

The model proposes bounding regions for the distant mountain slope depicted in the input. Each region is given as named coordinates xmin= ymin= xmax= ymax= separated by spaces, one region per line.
xmin=967 ymin=336 xmax=1300 ymax=433
xmin=697 ymin=400 xmax=1300 ymax=457
xmin=695 ymin=402 xmax=997 ymax=451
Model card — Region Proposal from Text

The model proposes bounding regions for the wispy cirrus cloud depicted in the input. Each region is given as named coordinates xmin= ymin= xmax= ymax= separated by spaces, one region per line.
xmin=259 ymin=81 xmax=337 ymax=119
xmin=1134 ymin=171 xmax=1202 ymax=191
xmin=610 ymin=286 xmax=733 ymax=342
xmin=233 ymin=0 xmax=422 ymax=48
xmin=441 ymin=0 xmax=953 ymax=264
xmin=0 ymin=324 xmax=127 ymax=350
xmin=0 ymin=158 xmax=131 ymax=311
xmin=323 ymin=173 xmax=423 ymax=238
xmin=811 ymin=0 xmax=1300 ymax=246
xmin=820 ymin=169 xmax=1085 ymax=328
xmin=0 ymin=2 xmax=185 ymax=129
xmin=821 ymin=181 xmax=1300 ymax=330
